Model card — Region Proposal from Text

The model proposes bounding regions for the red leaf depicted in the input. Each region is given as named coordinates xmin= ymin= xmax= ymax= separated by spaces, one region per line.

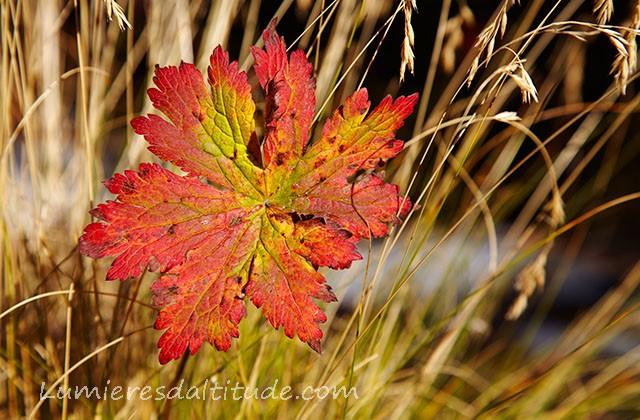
xmin=80 ymin=23 xmax=417 ymax=363
xmin=289 ymin=219 xmax=361 ymax=270
xmin=130 ymin=48 xmax=263 ymax=196
xmin=252 ymin=21 xmax=315 ymax=166
xmin=245 ymin=211 xmax=337 ymax=354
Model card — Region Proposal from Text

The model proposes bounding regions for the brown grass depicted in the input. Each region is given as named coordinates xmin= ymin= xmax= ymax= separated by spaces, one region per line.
xmin=1 ymin=0 xmax=639 ymax=418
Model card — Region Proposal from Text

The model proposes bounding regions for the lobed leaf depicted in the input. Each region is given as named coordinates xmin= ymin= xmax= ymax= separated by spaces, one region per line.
xmin=80 ymin=24 xmax=416 ymax=363
xmin=131 ymin=47 xmax=263 ymax=197
xmin=252 ymin=22 xmax=315 ymax=167
xmin=287 ymin=89 xmax=417 ymax=239
xmin=79 ymin=163 xmax=256 ymax=280
xmin=246 ymin=211 xmax=338 ymax=353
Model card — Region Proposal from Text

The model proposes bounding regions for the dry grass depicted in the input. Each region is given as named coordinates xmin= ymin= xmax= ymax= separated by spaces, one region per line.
xmin=1 ymin=0 xmax=639 ymax=418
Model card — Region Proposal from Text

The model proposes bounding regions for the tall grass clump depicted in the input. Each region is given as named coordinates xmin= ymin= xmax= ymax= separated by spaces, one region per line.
xmin=1 ymin=0 xmax=639 ymax=418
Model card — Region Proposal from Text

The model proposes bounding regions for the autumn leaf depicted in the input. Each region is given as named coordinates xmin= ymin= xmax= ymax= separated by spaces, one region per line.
xmin=79 ymin=23 xmax=417 ymax=364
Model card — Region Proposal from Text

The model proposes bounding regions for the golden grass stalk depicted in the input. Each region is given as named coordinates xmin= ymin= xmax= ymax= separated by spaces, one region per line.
xmin=1 ymin=0 xmax=639 ymax=418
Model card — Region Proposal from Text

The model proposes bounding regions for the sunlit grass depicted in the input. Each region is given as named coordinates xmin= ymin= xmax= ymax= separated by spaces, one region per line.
xmin=1 ymin=0 xmax=639 ymax=418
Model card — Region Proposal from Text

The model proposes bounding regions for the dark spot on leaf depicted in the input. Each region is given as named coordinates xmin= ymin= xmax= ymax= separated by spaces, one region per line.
xmin=121 ymin=179 xmax=136 ymax=194
xmin=191 ymin=109 xmax=205 ymax=122
xmin=140 ymin=167 xmax=150 ymax=176
xmin=292 ymin=213 xmax=313 ymax=223
xmin=328 ymin=136 xmax=336 ymax=144
xmin=168 ymin=285 xmax=179 ymax=295
xmin=275 ymin=152 xmax=285 ymax=166
xmin=167 ymin=224 xmax=176 ymax=235
xmin=338 ymin=144 xmax=346 ymax=153
xmin=318 ymin=176 xmax=326 ymax=183
xmin=246 ymin=132 xmax=263 ymax=168
xmin=289 ymin=212 xmax=301 ymax=223
xmin=377 ymin=159 xmax=385 ymax=168
xmin=234 ymin=276 xmax=242 ymax=284
xmin=265 ymin=80 xmax=284 ymax=121
xmin=266 ymin=79 xmax=277 ymax=94
xmin=313 ymin=157 xmax=326 ymax=168
xmin=347 ymin=169 xmax=366 ymax=184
